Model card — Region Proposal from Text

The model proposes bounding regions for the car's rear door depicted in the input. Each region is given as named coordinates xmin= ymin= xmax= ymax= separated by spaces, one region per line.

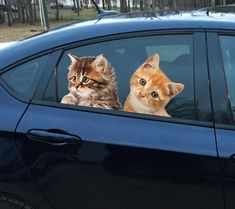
xmin=16 ymin=31 xmax=223 ymax=209
xmin=208 ymin=31 xmax=235 ymax=209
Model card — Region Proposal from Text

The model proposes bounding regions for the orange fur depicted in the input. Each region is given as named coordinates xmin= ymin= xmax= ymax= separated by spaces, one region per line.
xmin=124 ymin=54 xmax=184 ymax=117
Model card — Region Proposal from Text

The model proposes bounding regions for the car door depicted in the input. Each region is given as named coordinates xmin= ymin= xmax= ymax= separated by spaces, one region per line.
xmin=208 ymin=32 xmax=235 ymax=209
xmin=15 ymin=31 xmax=223 ymax=209
xmin=0 ymin=53 xmax=57 ymax=209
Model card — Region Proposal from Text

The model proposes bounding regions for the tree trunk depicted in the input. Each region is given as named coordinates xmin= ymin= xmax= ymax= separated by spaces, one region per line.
xmin=56 ymin=0 xmax=59 ymax=20
xmin=211 ymin=0 xmax=215 ymax=7
xmin=73 ymin=0 xmax=76 ymax=13
xmin=76 ymin=0 xmax=80 ymax=16
xmin=5 ymin=0 xmax=12 ymax=26
xmin=152 ymin=0 xmax=157 ymax=10
xmin=25 ymin=0 xmax=34 ymax=24
xmin=106 ymin=0 xmax=111 ymax=10
xmin=140 ymin=0 xmax=144 ymax=10
xmin=133 ymin=0 xmax=138 ymax=10
xmin=144 ymin=0 xmax=151 ymax=10
xmin=120 ymin=0 xmax=127 ymax=13
xmin=102 ymin=0 xmax=105 ymax=9
xmin=169 ymin=0 xmax=176 ymax=10
xmin=127 ymin=0 xmax=130 ymax=12
xmin=158 ymin=0 xmax=164 ymax=11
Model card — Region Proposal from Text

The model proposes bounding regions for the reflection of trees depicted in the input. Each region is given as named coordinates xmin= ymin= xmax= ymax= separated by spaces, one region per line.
xmin=167 ymin=97 xmax=196 ymax=120
xmin=0 ymin=136 xmax=25 ymax=180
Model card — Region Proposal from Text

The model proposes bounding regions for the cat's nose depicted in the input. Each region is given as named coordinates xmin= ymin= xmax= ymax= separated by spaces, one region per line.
xmin=75 ymin=83 xmax=82 ymax=89
xmin=138 ymin=92 xmax=145 ymax=97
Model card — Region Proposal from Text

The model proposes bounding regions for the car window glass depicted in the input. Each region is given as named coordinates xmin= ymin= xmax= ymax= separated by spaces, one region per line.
xmin=43 ymin=72 xmax=57 ymax=102
xmin=1 ymin=55 xmax=49 ymax=99
xmin=45 ymin=35 xmax=195 ymax=120
xmin=219 ymin=35 xmax=235 ymax=121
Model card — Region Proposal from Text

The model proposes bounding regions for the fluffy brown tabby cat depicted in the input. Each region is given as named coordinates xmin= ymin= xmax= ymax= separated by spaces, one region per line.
xmin=124 ymin=54 xmax=184 ymax=117
xmin=61 ymin=53 xmax=121 ymax=110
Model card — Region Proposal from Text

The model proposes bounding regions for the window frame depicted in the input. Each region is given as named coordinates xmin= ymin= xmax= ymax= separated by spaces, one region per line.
xmin=30 ymin=29 xmax=213 ymax=127
xmin=0 ymin=51 xmax=60 ymax=103
xmin=207 ymin=30 xmax=235 ymax=129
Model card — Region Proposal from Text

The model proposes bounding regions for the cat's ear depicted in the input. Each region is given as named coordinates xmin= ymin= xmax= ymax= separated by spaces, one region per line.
xmin=167 ymin=82 xmax=184 ymax=97
xmin=68 ymin=53 xmax=80 ymax=63
xmin=145 ymin=54 xmax=160 ymax=69
xmin=92 ymin=54 xmax=108 ymax=72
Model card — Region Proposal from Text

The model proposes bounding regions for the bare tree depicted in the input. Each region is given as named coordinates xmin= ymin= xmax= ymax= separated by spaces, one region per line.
xmin=102 ymin=0 xmax=105 ymax=9
xmin=158 ymin=0 xmax=164 ymax=10
xmin=76 ymin=0 xmax=80 ymax=16
xmin=169 ymin=0 xmax=176 ymax=10
xmin=127 ymin=0 xmax=130 ymax=11
xmin=4 ymin=0 xmax=12 ymax=26
xmin=144 ymin=0 xmax=151 ymax=10
xmin=133 ymin=0 xmax=138 ymax=10
xmin=120 ymin=0 xmax=127 ymax=12
xmin=140 ymin=0 xmax=143 ymax=10
xmin=152 ymin=0 xmax=157 ymax=10
xmin=106 ymin=0 xmax=111 ymax=10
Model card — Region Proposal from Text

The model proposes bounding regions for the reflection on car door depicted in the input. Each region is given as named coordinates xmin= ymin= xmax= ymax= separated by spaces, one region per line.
xmin=16 ymin=105 xmax=222 ymax=209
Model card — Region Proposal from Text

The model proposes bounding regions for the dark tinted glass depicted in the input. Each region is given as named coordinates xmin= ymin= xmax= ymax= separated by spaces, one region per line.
xmin=219 ymin=35 xmax=235 ymax=122
xmin=52 ymin=35 xmax=194 ymax=119
xmin=1 ymin=55 xmax=49 ymax=99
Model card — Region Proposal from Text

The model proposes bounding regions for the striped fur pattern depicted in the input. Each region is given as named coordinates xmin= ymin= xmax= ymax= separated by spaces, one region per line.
xmin=124 ymin=54 xmax=184 ymax=117
xmin=61 ymin=53 xmax=121 ymax=110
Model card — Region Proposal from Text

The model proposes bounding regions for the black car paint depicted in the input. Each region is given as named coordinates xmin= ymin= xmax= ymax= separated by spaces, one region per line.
xmin=0 ymin=86 xmax=53 ymax=209
xmin=0 ymin=12 xmax=235 ymax=209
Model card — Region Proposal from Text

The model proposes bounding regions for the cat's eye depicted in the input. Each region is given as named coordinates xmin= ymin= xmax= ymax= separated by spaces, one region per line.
xmin=82 ymin=76 xmax=90 ymax=83
xmin=139 ymin=79 xmax=146 ymax=86
xmin=71 ymin=76 xmax=76 ymax=82
xmin=151 ymin=91 xmax=159 ymax=98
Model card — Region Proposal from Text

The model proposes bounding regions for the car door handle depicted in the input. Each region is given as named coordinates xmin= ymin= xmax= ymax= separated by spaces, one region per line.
xmin=27 ymin=129 xmax=81 ymax=146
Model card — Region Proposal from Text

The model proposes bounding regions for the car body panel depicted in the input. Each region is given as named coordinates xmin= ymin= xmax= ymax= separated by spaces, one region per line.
xmin=0 ymin=85 xmax=53 ymax=209
xmin=16 ymin=103 xmax=223 ymax=209
xmin=207 ymin=31 xmax=235 ymax=209
xmin=215 ymin=128 xmax=235 ymax=209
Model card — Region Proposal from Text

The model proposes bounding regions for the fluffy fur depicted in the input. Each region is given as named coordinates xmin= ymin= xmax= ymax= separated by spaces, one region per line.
xmin=61 ymin=53 xmax=121 ymax=110
xmin=124 ymin=54 xmax=184 ymax=117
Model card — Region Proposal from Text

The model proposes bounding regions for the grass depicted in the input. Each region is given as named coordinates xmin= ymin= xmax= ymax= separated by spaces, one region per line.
xmin=0 ymin=8 xmax=97 ymax=42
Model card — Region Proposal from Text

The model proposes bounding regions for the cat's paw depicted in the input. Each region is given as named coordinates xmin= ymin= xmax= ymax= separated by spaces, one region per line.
xmin=61 ymin=94 xmax=78 ymax=105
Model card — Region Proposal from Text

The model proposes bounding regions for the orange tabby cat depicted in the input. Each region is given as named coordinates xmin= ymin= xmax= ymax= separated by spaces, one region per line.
xmin=61 ymin=53 xmax=121 ymax=110
xmin=124 ymin=54 xmax=184 ymax=117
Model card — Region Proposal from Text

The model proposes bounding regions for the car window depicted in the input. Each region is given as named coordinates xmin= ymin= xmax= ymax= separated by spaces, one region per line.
xmin=1 ymin=55 xmax=50 ymax=99
xmin=219 ymin=35 xmax=235 ymax=121
xmin=43 ymin=35 xmax=196 ymax=120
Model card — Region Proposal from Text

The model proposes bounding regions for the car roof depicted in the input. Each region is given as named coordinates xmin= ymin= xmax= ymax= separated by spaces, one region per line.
xmin=1 ymin=11 xmax=235 ymax=70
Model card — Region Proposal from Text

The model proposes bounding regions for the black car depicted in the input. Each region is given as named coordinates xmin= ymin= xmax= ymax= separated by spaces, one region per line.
xmin=0 ymin=10 xmax=235 ymax=209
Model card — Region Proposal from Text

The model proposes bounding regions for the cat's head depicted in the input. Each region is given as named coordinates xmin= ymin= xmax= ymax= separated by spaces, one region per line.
xmin=67 ymin=53 xmax=114 ymax=98
xmin=130 ymin=54 xmax=184 ymax=110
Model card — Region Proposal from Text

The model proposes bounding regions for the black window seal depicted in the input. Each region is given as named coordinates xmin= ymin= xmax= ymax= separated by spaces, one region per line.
xmin=33 ymin=50 xmax=63 ymax=101
xmin=206 ymin=32 xmax=234 ymax=125
xmin=0 ymin=51 xmax=56 ymax=103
